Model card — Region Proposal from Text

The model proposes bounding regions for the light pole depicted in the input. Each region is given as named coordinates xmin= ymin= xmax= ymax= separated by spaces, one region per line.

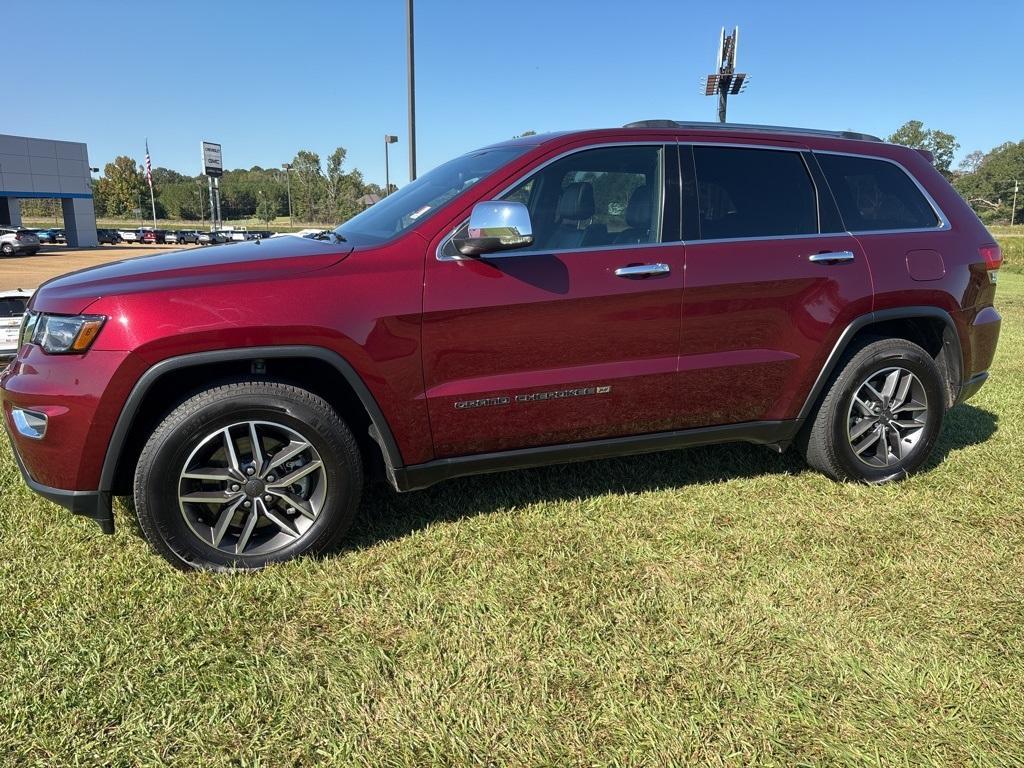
xmin=1012 ymin=180 xmax=1019 ymax=228
xmin=406 ymin=0 xmax=417 ymax=181
xmin=384 ymin=135 xmax=398 ymax=196
xmin=281 ymin=163 xmax=293 ymax=227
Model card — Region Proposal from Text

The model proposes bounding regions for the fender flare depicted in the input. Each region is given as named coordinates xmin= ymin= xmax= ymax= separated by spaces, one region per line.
xmin=795 ymin=305 xmax=963 ymax=424
xmin=98 ymin=345 xmax=405 ymax=492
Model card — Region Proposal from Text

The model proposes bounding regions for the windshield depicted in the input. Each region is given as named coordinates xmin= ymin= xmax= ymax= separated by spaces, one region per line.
xmin=335 ymin=146 xmax=529 ymax=244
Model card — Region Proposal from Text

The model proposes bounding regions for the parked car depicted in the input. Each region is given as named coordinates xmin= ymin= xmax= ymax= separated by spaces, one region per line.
xmin=32 ymin=228 xmax=57 ymax=244
xmin=178 ymin=230 xmax=202 ymax=245
xmin=0 ymin=227 xmax=40 ymax=257
xmin=140 ymin=229 xmax=169 ymax=245
xmin=53 ymin=229 xmax=66 ymax=244
xmin=0 ymin=289 xmax=34 ymax=362
xmin=118 ymin=229 xmax=141 ymax=244
xmin=1 ymin=121 xmax=1003 ymax=571
xmin=97 ymin=229 xmax=121 ymax=245
xmin=197 ymin=231 xmax=229 ymax=245
xmin=164 ymin=231 xmax=182 ymax=245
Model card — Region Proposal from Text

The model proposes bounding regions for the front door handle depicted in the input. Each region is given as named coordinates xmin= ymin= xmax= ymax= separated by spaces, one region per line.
xmin=808 ymin=250 xmax=856 ymax=264
xmin=614 ymin=263 xmax=671 ymax=278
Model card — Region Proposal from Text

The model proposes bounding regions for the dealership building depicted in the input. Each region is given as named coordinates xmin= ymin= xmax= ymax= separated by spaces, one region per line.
xmin=0 ymin=133 xmax=98 ymax=247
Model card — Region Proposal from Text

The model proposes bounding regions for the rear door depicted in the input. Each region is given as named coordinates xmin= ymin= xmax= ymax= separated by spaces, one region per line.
xmin=677 ymin=142 xmax=873 ymax=428
xmin=421 ymin=143 xmax=686 ymax=458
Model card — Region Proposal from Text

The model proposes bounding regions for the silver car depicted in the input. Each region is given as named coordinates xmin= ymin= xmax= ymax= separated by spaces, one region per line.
xmin=0 ymin=289 xmax=34 ymax=361
xmin=0 ymin=228 xmax=41 ymax=257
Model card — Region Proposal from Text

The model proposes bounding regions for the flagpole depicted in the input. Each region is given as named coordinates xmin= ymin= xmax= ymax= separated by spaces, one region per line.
xmin=145 ymin=139 xmax=157 ymax=229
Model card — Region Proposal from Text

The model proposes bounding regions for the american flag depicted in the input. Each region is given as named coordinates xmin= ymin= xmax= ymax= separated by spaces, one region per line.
xmin=145 ymin=140 xmax=153 ymax=187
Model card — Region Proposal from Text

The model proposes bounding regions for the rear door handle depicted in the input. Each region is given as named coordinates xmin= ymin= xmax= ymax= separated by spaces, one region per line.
xmin=614 ymin=263 xmax=671 ymax=278
xmin=808 ymin=250 xmax=856 ymax=264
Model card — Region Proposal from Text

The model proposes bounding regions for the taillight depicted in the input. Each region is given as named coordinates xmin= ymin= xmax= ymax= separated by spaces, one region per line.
xmin=980 ymin=244 xmax=1002 ymax=271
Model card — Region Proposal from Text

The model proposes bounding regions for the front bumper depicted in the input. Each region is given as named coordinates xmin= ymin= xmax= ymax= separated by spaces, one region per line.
xmin=6 ymin=429 xmax=113 ymax=533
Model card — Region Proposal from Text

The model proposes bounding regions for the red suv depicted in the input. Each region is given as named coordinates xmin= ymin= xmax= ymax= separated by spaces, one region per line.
xmin=2 ymin=122 xmax=1002 ymax=570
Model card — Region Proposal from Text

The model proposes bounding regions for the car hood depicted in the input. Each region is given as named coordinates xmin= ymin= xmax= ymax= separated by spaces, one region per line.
xmin=30 ymin=236 xmax=354 ymax=315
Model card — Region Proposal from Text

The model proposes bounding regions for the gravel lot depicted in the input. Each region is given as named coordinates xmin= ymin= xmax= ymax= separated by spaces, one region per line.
xmin=0 ymin=244 xmax=186 ymax=291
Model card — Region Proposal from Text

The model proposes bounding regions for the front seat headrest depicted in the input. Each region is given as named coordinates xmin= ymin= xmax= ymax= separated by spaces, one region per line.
xmin=556 ymin=182 xmax=595 ymax=222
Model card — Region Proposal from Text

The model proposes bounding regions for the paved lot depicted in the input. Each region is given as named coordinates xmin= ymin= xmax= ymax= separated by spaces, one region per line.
xmin=0 ymin=244 xmax=186 ymax=291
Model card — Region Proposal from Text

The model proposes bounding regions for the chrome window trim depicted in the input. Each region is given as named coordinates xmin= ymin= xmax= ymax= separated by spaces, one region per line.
xmin=436 ymin=141 xmax=669 ymax=262
xmin=812 ymin=149 xmax=951 ymax=234
xmin=436 ymin=141 xmax=952 ymax=259
xmin=683 ymin=230 xmax=855 ymax=246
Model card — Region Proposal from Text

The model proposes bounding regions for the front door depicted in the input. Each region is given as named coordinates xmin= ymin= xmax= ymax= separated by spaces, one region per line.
xmin=422 ymin=143 xmax=686 ymax=458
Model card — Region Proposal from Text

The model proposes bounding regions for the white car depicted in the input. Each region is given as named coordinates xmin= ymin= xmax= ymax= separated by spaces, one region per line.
xmin=0 ymin=289 xmax=34 ymax=361
xmin=0 ymin=228 xmax=41 ymax=257
xmin=118 ymin=229 xmax=140 ymax=243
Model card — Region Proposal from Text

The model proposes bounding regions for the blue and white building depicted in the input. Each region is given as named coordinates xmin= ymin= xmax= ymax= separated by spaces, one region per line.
xmin=0 ymin=133 xmax=98 ymax=247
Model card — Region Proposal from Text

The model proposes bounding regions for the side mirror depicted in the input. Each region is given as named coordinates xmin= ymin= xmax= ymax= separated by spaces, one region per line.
xmin=453 ymin=201 xmax=533 ymax=257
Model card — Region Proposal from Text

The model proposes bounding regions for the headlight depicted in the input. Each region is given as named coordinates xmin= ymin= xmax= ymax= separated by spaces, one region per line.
xmin=20 ymin=311 xmax=106 ymax=354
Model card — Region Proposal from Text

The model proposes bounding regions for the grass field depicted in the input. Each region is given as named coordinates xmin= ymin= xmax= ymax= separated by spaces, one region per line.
xmin=1 ymin=267 xmax=1022 ymax=764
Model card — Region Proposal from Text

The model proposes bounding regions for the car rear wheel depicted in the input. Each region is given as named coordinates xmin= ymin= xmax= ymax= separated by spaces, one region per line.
xmin=802 ymin=337 xmax=945 ymax=483
xmin=134 ymin=381 xmax=363 ymax=571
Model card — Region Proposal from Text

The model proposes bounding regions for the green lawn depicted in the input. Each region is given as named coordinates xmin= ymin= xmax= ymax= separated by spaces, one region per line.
xmin=1 ymin=275 xmax=1022 ymax=765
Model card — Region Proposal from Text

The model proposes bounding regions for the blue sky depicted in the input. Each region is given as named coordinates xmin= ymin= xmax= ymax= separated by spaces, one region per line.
xmin=7 ymin=0 xmax=1022 ymax=186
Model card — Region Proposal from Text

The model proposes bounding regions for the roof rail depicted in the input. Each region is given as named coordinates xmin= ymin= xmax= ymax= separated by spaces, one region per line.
xmin=622 ymin=120 xmax=882 ymax=143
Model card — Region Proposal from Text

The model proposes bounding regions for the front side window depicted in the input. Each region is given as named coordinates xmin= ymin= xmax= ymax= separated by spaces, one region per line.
xmin=335 ymin=146 xmax=529 ymax=245
xmin=442 ymin=145 xmax=664 ymax=256
xmin=816 ymin=153 xmax=940 ymax=232
xmin=692 ymin=146 xmax=818 ymax=240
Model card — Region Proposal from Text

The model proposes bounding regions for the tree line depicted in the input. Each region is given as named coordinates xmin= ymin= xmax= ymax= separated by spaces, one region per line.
xmin=69 ymin=147 xmax=389 ymax=226
xmin=887 ymin=120 xmax=1020 ymax=225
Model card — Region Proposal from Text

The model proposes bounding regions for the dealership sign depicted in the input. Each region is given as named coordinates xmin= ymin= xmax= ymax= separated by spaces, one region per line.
xmin=201 ymin=141 xmax=223 ymax=177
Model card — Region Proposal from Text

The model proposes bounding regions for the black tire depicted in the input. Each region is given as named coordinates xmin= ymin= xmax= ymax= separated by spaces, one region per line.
xmin=1 ymin=243 xmax=13 ymax=257
xmin=802 ymin=337 xmax=945 ymax=483
xmin=133 ymin=380 xmax=363 ymax=571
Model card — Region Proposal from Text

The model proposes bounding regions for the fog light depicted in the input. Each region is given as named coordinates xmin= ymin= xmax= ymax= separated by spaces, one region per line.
xmin=11 ymin=408 xmax=47 ymax=440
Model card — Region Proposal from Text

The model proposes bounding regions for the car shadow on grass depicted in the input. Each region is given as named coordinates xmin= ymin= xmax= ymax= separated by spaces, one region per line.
xmin=108 ymin=404 xmax=998 ymax=557
xmin=345 ymin=403 xmax=998 ymax=551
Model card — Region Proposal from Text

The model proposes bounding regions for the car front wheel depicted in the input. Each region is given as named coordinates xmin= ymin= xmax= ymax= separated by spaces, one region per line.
xmin=802 ymin=337 xmax=945 ymax=484
xmin=134 ymin=381 xmax=363 ymax=571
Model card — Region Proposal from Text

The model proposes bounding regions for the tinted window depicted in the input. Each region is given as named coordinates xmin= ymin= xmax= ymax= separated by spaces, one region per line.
xmin=817 ymin=153 xmax=939 ymax=232
xmin=509 ymin=145 xmax=663 ymax=252
xmin=441 ymin=145 xmax=664 ymax=256
xmin=692 ymin=147 xmax=818 ymax=239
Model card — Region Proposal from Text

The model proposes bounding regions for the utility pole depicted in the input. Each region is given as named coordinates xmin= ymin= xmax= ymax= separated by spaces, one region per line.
xmin=384 ymin=135 xmax=398 ymax=196
xmin=406 ymin=0 xmax=417 ymax=181
xmin=703 ymin=27 xmax=748 ymax=123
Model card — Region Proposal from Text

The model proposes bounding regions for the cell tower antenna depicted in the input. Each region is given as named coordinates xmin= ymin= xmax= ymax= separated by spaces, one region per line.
xmin=703 ymin=26 xmax=749 ymax=123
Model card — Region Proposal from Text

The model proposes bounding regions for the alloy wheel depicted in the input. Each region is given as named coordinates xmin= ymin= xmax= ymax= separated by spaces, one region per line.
xmin=846 ymin=366 xmax=929 ymax=469
xmin=177 ymin=421 xmax=328 ymax=555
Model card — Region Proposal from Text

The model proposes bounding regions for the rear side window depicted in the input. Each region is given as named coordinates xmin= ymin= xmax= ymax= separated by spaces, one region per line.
xmin=692 ymin=146 xmax=818 ymax=239
xmin=816 ymin=153 xmax=939 ymax=232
